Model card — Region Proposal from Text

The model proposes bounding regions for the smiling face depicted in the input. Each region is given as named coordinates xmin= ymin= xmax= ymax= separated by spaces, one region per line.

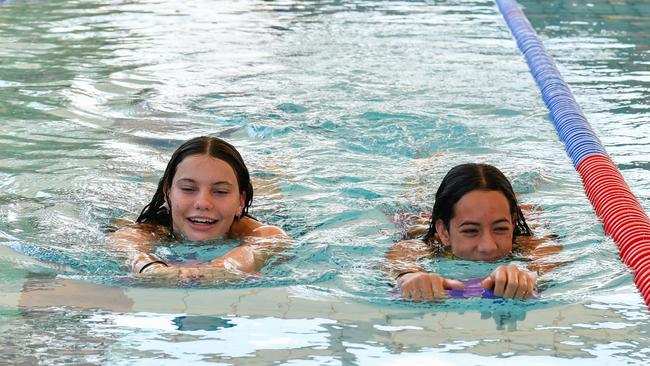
xmin=166 ymin=154 xmax=245 ymax=241
xmin=435 ymin=190 xmax=514 ymax=261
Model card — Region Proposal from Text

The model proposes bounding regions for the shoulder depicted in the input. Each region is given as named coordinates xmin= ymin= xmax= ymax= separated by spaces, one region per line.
xmin=250 ymin=224 xmax=286 ymax=237
xmin=111 ymin=223 xmax=169 ymax=242
xmin=515 ymin=235 xmax=562 ymax=256
xmin=392 ymin=238 xmax=451 ymax=258
xmin=229 ymin=216 xmax=287 ymax=238
xmin=390 ymin=239 xmax=432 ymax=254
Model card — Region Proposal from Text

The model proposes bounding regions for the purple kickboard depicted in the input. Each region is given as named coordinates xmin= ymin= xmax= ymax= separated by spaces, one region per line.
xmin=448 ymin=278 xmax=496 ymax=298
xmin=393 ymin=278 xmax=539 ymax=299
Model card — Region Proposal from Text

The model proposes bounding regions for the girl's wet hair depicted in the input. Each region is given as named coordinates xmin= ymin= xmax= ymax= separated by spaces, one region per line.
xmin=136 ymin=136 xmax=253 ymax=233
xmin=423 ymin=163 xmax=532 ymax=242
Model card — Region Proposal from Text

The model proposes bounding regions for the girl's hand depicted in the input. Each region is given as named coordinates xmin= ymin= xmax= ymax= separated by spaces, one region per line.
xmin=398 ymin=272 xmax=464 ymax=301
xmin=481 ymin=264 xmax=537 ymax=299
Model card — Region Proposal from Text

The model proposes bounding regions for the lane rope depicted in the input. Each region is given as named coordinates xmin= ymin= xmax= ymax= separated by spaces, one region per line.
xmin=496 ymin=0 xmax=650 ymax=307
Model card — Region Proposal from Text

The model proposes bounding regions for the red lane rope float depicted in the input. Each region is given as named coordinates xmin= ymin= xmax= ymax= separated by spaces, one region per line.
xmin=496 ymin=0 xmax=650 ymax=307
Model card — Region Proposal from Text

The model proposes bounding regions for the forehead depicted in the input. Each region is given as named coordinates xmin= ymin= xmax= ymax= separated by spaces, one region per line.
xmin=452 ymin=190 xmax=511 ymax=221
xmin=174 ymin=154 xmax=237 ymax=183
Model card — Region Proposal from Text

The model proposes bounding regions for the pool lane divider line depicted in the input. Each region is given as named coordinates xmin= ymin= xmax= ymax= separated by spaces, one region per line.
xmin=496 ymin=0 xmax=650 ymax=308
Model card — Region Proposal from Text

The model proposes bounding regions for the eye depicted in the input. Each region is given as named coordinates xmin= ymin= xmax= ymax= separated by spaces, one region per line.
xmin=494 ymin=226 xmax=511 ymax=233
xmin=461 ymin=228 xmax=479 ymax=235
xmin=180 ymin=186 xmax=196 ymax=192
xmin=213 ymin=189 xmax=230 ymax=195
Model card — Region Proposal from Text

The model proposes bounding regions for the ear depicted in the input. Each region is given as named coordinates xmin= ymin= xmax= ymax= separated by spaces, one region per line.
xmin=435 ymin=219 xmax=451 ymax=247
xmin=238 ymin=192 xmax=246 ymax=217
xmin=162 ymin=187 xmax=170 ymax=209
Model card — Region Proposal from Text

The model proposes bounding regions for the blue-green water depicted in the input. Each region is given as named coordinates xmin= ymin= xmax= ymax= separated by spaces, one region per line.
xmin=1 ymin=0 xmax=649 ymax=364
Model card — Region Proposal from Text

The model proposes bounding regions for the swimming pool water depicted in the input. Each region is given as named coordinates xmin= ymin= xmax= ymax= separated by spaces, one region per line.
xmin=1 ymin=0 xmax=649 ymax=364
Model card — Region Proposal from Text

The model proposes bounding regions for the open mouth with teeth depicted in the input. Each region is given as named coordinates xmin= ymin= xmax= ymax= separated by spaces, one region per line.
xmin=188 ymin=217 xmax=217 ymax=225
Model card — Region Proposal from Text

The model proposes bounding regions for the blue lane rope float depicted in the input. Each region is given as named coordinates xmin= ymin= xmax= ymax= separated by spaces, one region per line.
xmin=496 ymin=0 xmax=608 ymax=168
xmin=495 ymin=0 xmax=650 ymax=307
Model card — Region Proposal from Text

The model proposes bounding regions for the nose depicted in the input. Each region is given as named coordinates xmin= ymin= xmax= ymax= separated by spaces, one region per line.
xmin=193 ymin=189 xmax=213 ymax=210
xmin=477 ymin=232 xmax=499 ymax=259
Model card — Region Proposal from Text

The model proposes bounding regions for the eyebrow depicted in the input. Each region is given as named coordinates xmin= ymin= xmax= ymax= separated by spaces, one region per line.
xmin=175 ymin=178 xmax=235 ymax=187
xmin=459 ymin=218 xmax=511 ymax=227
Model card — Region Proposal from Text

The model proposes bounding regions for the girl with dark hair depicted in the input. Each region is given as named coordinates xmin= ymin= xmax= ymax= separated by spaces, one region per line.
xmin=110 ymin=136 xmax=287 ymax=279
xmin=387 ymin=163 xmax=559 ymax=300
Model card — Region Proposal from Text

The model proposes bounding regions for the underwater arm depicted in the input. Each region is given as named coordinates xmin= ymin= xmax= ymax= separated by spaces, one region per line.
xmin=110 ymin=218 xmax=290 ymax=280
xmin=107 ymin=224 xmax=168 ymax=273
xmin=107 ymin=224 xmax=234 ymax=277
xmin=524 ymin=237 xmax=564 ymax=275
xmin=138 ymin=244 xmax=280 ymax=283
xmin=385 ymin=239 xmax=430 ymax=280
xmin=518 ymin=203 xmax=566 ymax=275
xmin=140 ymin=226 xmax=290 ymax=281
xmin=210 ymin=224 xmax=290 ymax=273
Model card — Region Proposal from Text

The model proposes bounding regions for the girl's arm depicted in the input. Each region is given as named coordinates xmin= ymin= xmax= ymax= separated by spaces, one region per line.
xmin=210 ymin=217 xmax=289 ymax=273
xmin=107 ymin=223 xmax=169 ymax=273
xmin=110 ymin=218 xmax=289 ymax=279
xmin=143 ymin=237 xmax=287 ymax=282
xmin=521 ymin=236 xmax=564 ymax=275
xmin=517 ymin=203 xmax=565 ymax=275
xmin=385 ymin=239 xmax=431 ymax=280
